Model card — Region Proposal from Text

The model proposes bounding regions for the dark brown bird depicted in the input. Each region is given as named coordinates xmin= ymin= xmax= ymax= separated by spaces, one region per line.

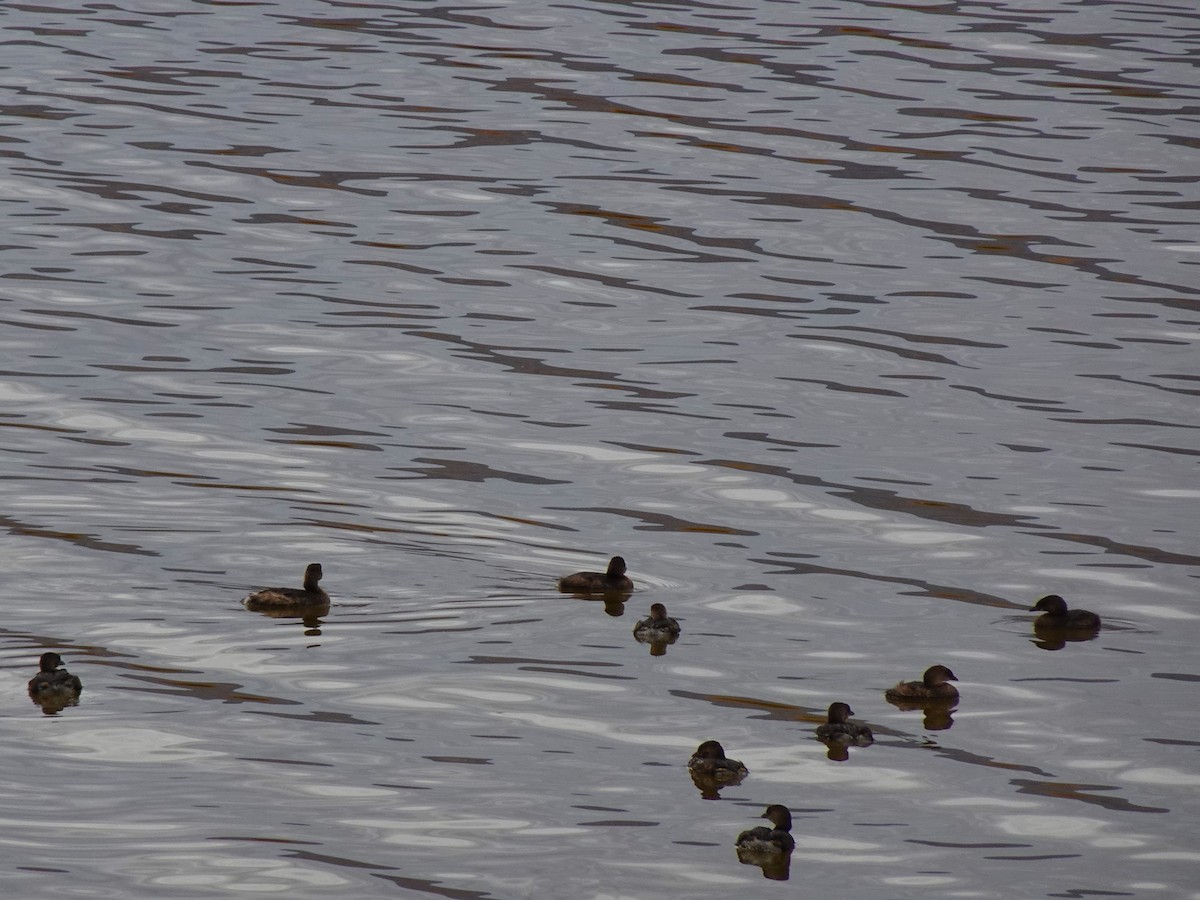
xmin=688 ymin=740 xmax=748 ymax=782
xmin=1030 ymin=594 xmax=1100 ymax=630
xmin=556 ymin=556 xmax=633 ymax=593
xmin=815 ymin=702 xmax=873 ymax=744
xmin=736 ymin=804 xmax=795 ymax=853
xmin=28 ymin=652 xmax=82 ymax=699
xmin=632 ymin=603 xmax=680 ymax=639
xmin=885 ymin=664 xmax=959 ymax=703
xmin=243 ymin=563 xmax=329 ymax=611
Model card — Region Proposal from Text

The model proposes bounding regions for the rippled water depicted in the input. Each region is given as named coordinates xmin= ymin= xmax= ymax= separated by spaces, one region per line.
xmin=2 ymin=0 xmax=1198 ymax=896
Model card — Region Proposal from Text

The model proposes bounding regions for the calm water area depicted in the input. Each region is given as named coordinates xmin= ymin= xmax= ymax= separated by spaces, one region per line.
xmin=2 ymin=0 xmax=1198 ymax=897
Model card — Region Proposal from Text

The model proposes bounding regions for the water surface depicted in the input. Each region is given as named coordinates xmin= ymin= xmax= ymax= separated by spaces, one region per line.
xmin=2 ymin=0 xmax=1198 ymax=897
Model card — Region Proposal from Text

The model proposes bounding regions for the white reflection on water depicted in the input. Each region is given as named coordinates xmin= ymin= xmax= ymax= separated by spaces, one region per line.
xmin=297 ymin=784 xmax=398 ymax=799
xmin=1129 ymin=853 xmax=1200 ymax=862
xmin=493 ymin=710 xmax=679 ymax=743
xmin=742 ymin=747 xmax=923 ymax=791
xmin=1124 ymin=605 xmax=1200 ymax=620
xmin=662 ymin=665 xmax=724 ymax=678
xmin=879 ymin=528 xmax=983 ymax=546
xmin=353 ymin=693 xmax=455 ymax=710
xmin=994 ymin=815 xmax=1137 ymax=844
xmin=1032 ymin=568 xmax=1165 ymax=591
xmin=810 ymin=508 xmax=885 ymax=522
xmin=935 ymin=797 xmax=1043 ymax=810
xmin=714 ymin=488 xmax=796 ymax=503
xmin=707 ymin=594 xmax=805 ymax=616
xmin=0 ymin=816 xmax=171 ymax=836
xmin=884 ymin=875 xmax=959 ymax=887
xmin=43 ymin=727 xmax=223 ymax=763
xmin=0 ymin=380 xmax=58 ymax=401
xmin=1122 ymin=768 xmax=1200 ymax=787
xmin=628 ymin=463 xmax=697 ymax=475
xmin=345 ymin=815 xmax=536 ymax=848
xmin=511 ymin=441 xmax=658 ymax=462
xmin=144 ymin=855 xmax=350 ymax=891
xmin=615 ymin=864 xmax=746 ymax=886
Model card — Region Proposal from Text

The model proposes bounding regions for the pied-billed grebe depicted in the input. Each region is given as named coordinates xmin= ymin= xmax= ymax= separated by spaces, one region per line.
xmin=28 ymin=652 xmax=82 ymax=698
xmin=556 ymin=556 xmax=633 ymax=594
xmin=815 ymin=702 xmax=873 ymax=744
xmin=688 ymin=740 xmax=749 ymax=782
xmin=632 ymin=603 xmax=680 ymax=640
xmin=243 ymin=563 xmax=329 ymax=611
xmin=736 ymin=804 xmax=795 ymax=853
xmin=1031 ymin=594 xmax=1100 ymax=630
xmin=884 ymin=664 xmax=959 ymax=703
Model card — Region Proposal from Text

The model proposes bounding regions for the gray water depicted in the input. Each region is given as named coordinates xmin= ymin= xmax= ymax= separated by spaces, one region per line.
xmin=2 ymin=0 xmax=1198 ymax=897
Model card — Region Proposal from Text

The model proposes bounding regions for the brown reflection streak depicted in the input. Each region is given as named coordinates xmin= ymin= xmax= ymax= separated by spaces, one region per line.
xmin=801 ymin=324 xmax=1005 ymax=349
xmin=55 ymin=222 xmax=219 ymax=241
xmin=544 ymin=202 xmax=761 ymax=261
xmin=0 ymin=513 xmax=157 ymax=556
xmin=790 ymin=333 xmax=962 ymax=366
xmin=395 ymin=458 xmax=569 ymax=485
xmin=271 ymin=439 xmax=383 ymax=450
xmin=118 ymin=676 xmax=299 ymax=705
xmin=908 ymin=840 xmax=1030 ymax=849
xmin=518 ymin=665 xmax=634 ymax=682
xmin=294 ymin=518 xmax=416 ymax=536
xmin=927 ymin=746 xmax=1050 ymax=778
xmin=704 ymin=457 xmax=1042 ymax=532
xmin=1026 ymin=532 xmax=1200 ymax=567
xmin=511 ymin=264 xmax=697 ymax=300
xmin=186 ymin=161 xmax=395 ymax=196
xmin=547 ymin=506 xmax=756 ymax=536
xmin=267 ymin=423 xmax=388 ymax=437
xmin=94 ymin=468 xmax=211 ymax=482
xmin=664 ymin=183 xmax=1197 ymax=295
xmin=781 ymin=377 xmax=906 ymax=397
xmin=606 ymin=441 xmax=702 ymax=455
xmin=236 ymin=757 xmax=333 ymax=768
xmin=0 ymin=420 xmax=86 ymax=435
xmin=30 ymin=309 xmax=178 ymax=327
xmin=92 ymin=363 xmax=293 ymax=374
xmin=372 ymin=873 xmax=493 ymax=900
xmin=180 ymin=482 xmax=316 ymax=492
xmin=490 ymin=513 xmax=574 ymax=531
xmin=245 ymin=710 xmax=381 ymax=725
xmin=130 ymin=142 xmax=288 ymax=159
xmin=282 ymin=849 xmax=393 ymax=871
xmin=722 ymin=432 xmax=836 ymax=450
xmin=403 ymin=328 xmax=682 ymax=394
xmin=1012 ymin=779 xmax=1168 ymax=814
xmin=751 ymin=556 xmax=1018 ymax=609
xmin=463 ymin=655 xmax=621 ymax=667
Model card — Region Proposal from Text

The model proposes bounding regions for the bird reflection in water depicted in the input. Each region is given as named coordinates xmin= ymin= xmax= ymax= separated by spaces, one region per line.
xmin=1032 ymin=627 xmax=1099 ymax=652
xmin=735 ymin=804 xmax=794 ymax=881
xmin=737 ymin=846 xmax=792 ymax=881
xmin=249 ymin=603 xmax=331 ymax=636
xmin=886 ymin=696 xmax=957 ymax=731
xmin=28 ymin=651 xmax=83 ymax=715
xmin=632 ymin=603 xmax=680 ymax=655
